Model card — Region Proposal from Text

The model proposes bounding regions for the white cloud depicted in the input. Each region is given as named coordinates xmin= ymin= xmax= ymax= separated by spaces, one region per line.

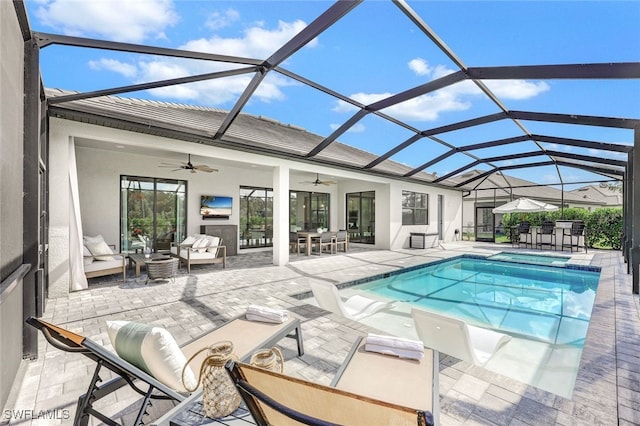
xmin=205 ymin=9 xmax=240 ymax=30
xmin=181 ymin=19 xmax=310 ymax=59
xmin=34 ymin=0 xmax=178 ymax=43
xmin=88 ymin=59 xmax=137 ymax=78
xmin=408 ymin=58 xmax=432 ymax=76
xmin=80 ymin=15 xmax=308 ymax=105
xmin=484 ymin=80 xmax=550 ymax=100
xmin=333 ymin=84 xmax=472 ymax=121
xmin=332 ymin=63 xmax=550 ymax=122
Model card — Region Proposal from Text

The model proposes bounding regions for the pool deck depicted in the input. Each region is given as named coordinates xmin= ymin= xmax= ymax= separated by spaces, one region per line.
xmin=3 ymin=242 xmax=640 ymax=425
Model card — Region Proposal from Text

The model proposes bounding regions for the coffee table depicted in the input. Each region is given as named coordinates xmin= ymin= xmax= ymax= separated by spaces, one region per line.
xmin=128 ymin=253 xmax=172 ymax=277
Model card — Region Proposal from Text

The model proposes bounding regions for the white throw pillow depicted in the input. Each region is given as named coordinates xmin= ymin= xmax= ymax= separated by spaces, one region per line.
xmin=191 ymin=238 xmax=209 ymax=253
xmin=86 ymin=240 xmax=115 ymax=261
xmin=106 ymin=321 xmax=197 ymax=393
xmin=83 ymin=234 xmax=105 ymax=246
xmin=180 ymin=236 xmax=197 ymax=246
xmin=206 ymin=237 xmax=221 ymax=254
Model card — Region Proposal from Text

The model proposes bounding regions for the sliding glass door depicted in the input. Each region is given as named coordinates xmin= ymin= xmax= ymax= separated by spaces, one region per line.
xmin=120 ymin=176 xmax=187 ymax=253
xmin=239 ymin=186 xmax=273 ymax=249
xmin=346 ymin=191 xmax=375 ymax=244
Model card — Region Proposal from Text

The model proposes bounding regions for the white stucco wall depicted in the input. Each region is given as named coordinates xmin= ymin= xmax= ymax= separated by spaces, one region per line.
xmin=48 ymin=118 xmax=464 ymax=292
xmin=389 ymin=181 xmax=462 ymax=249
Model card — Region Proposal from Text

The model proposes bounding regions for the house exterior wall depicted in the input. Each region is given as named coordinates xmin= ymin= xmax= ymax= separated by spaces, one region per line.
xmin=0 ymin=0 xmax=26 ymax=410
xmin=47 ymin=119 xmax=464 ymax=292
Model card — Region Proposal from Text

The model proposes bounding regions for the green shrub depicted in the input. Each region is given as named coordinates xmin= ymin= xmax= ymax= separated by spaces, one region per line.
xmin=501 ymin=207 xmax=622 ymax=249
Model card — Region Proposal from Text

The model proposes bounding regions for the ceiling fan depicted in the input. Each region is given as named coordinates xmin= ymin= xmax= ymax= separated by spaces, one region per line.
xmin=299 ymin=173 xmax=337 ymax=186
xmin=159 ymin=154 xmax=218 ymax=173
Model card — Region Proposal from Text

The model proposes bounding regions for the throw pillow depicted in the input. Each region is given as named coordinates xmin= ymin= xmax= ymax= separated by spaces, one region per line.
xmin=106 ymin=320 xmax=197 ymax=393
xmin=86 ymin=240 xmax=116 ymax=261
xmin=83 ymin=234 xmax=105 ymax=246
xmin=205 ymin=237 xmax=221 ymax=255
xmin=180 ymin=235 xmax=197 ymax=246
xmin=191 ymin=238 xmax=209 ymax=253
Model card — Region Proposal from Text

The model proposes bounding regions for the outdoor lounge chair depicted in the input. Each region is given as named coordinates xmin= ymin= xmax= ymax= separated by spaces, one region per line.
xmin=27 ymin=315 xmax=304 ymax=425
xmin=411 ymin=308 xmax=511 ymax=367
xmin=225 ymin=349 xmax=436 ymax=425
xmin=310 ymin=281 xmax=395 ymax=321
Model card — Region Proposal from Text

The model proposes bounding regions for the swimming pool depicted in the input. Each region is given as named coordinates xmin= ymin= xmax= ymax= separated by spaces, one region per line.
xmin=488 ymin=251 xmax=570 ymax=266
xmin=357 ymin=256 xmax=601 ymax=345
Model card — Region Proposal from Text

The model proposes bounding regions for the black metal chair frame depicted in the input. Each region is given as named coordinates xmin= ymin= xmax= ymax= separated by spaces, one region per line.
xmin=536 ymin=221 xmax=556 ymax=250
xmin=518 ymin=222 xmax=533 ymax=248
xmin=26 ymin=317 xmax=184 ymax=426
xmin=562 ymin=221 xmax=587 ymax=253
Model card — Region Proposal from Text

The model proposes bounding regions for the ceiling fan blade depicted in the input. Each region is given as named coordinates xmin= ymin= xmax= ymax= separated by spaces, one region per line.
xmin=194 ymin=165 xmax=218 ymax=172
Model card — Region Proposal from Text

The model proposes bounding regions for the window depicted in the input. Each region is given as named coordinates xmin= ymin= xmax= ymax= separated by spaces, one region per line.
xmin=289 ymin=191 xmax=330 ymax=231
xmin=402 ymin=190 xmax=429 ymax=225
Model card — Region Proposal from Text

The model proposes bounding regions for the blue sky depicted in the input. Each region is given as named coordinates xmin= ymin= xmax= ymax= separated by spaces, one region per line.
xmin=26 ymin=1 xmax=640 ymax=189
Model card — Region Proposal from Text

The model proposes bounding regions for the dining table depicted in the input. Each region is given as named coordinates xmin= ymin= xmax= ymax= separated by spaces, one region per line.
xmin=296 ymin=231 xmax=321 ymax=256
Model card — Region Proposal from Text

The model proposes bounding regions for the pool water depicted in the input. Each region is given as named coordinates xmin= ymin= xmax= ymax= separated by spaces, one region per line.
xmin=358 ymin=256 xmax=600 ymax=345
xmin=488 ymin=251 xmax=570 ymax=266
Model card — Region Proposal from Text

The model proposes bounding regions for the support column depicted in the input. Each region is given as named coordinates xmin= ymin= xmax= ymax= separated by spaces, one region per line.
xmin=623 ymin=166 xmax=630 ymax=270
xmin=272 ymin=165 xmax=290 ymax=266
xmin=631 ymin=129 xmax=640 ymax=294
xmin=23 ymin=35 xmax=40 ymax=358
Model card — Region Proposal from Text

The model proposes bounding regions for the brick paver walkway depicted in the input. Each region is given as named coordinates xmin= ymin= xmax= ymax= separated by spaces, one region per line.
xmin=3 ymin=243 xmax=639 ymax=425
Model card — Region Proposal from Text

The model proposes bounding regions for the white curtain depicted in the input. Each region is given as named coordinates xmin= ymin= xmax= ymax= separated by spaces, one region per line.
xmin=69 ymin=138 xmax=88 ymax=291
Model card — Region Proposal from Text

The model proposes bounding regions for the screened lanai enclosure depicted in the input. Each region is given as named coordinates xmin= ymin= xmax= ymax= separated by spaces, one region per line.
xmin=24 ymin=1 xmax=639 ymax=280
xmin=8 ymin=0 xmax=640 ymax=340
xmin=7 ymin=0 xmax=640 ymax=375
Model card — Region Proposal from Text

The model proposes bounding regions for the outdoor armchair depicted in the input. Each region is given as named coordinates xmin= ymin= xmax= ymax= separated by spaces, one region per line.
xmin=311 ymin=231 xmax=335 ymax=255
xmin=170 ymin=234 xmax=226 ymax=273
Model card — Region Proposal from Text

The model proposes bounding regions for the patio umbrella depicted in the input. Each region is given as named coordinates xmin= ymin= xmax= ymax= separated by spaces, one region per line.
xmin=492 ymin=197 xmax=559 ymax=216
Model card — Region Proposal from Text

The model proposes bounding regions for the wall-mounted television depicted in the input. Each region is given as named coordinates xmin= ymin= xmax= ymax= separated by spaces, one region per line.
xmin=200 ymin=195 xmax=232 ymax=219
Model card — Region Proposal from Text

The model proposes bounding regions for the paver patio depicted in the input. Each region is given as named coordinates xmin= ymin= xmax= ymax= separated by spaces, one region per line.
xmin=3 ymin=242 xmax=639 ymax=425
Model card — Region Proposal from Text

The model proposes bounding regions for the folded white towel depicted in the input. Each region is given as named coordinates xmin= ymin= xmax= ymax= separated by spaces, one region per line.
xmin=246 ymin=305 xmax=289 ymax=324
xmin=364 ymin=333 xmax=424 ymax=361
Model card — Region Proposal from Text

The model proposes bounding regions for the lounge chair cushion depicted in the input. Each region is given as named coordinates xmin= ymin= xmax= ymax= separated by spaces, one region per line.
xmin=106 ymin=320 xmax=197 ymax=392
xmin=86 ymin=240 xmax=116 ymax=261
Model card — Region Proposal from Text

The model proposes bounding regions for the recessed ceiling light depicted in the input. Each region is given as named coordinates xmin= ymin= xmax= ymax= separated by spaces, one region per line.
xmin=115 ymin=145 xmax=124 ymax=149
